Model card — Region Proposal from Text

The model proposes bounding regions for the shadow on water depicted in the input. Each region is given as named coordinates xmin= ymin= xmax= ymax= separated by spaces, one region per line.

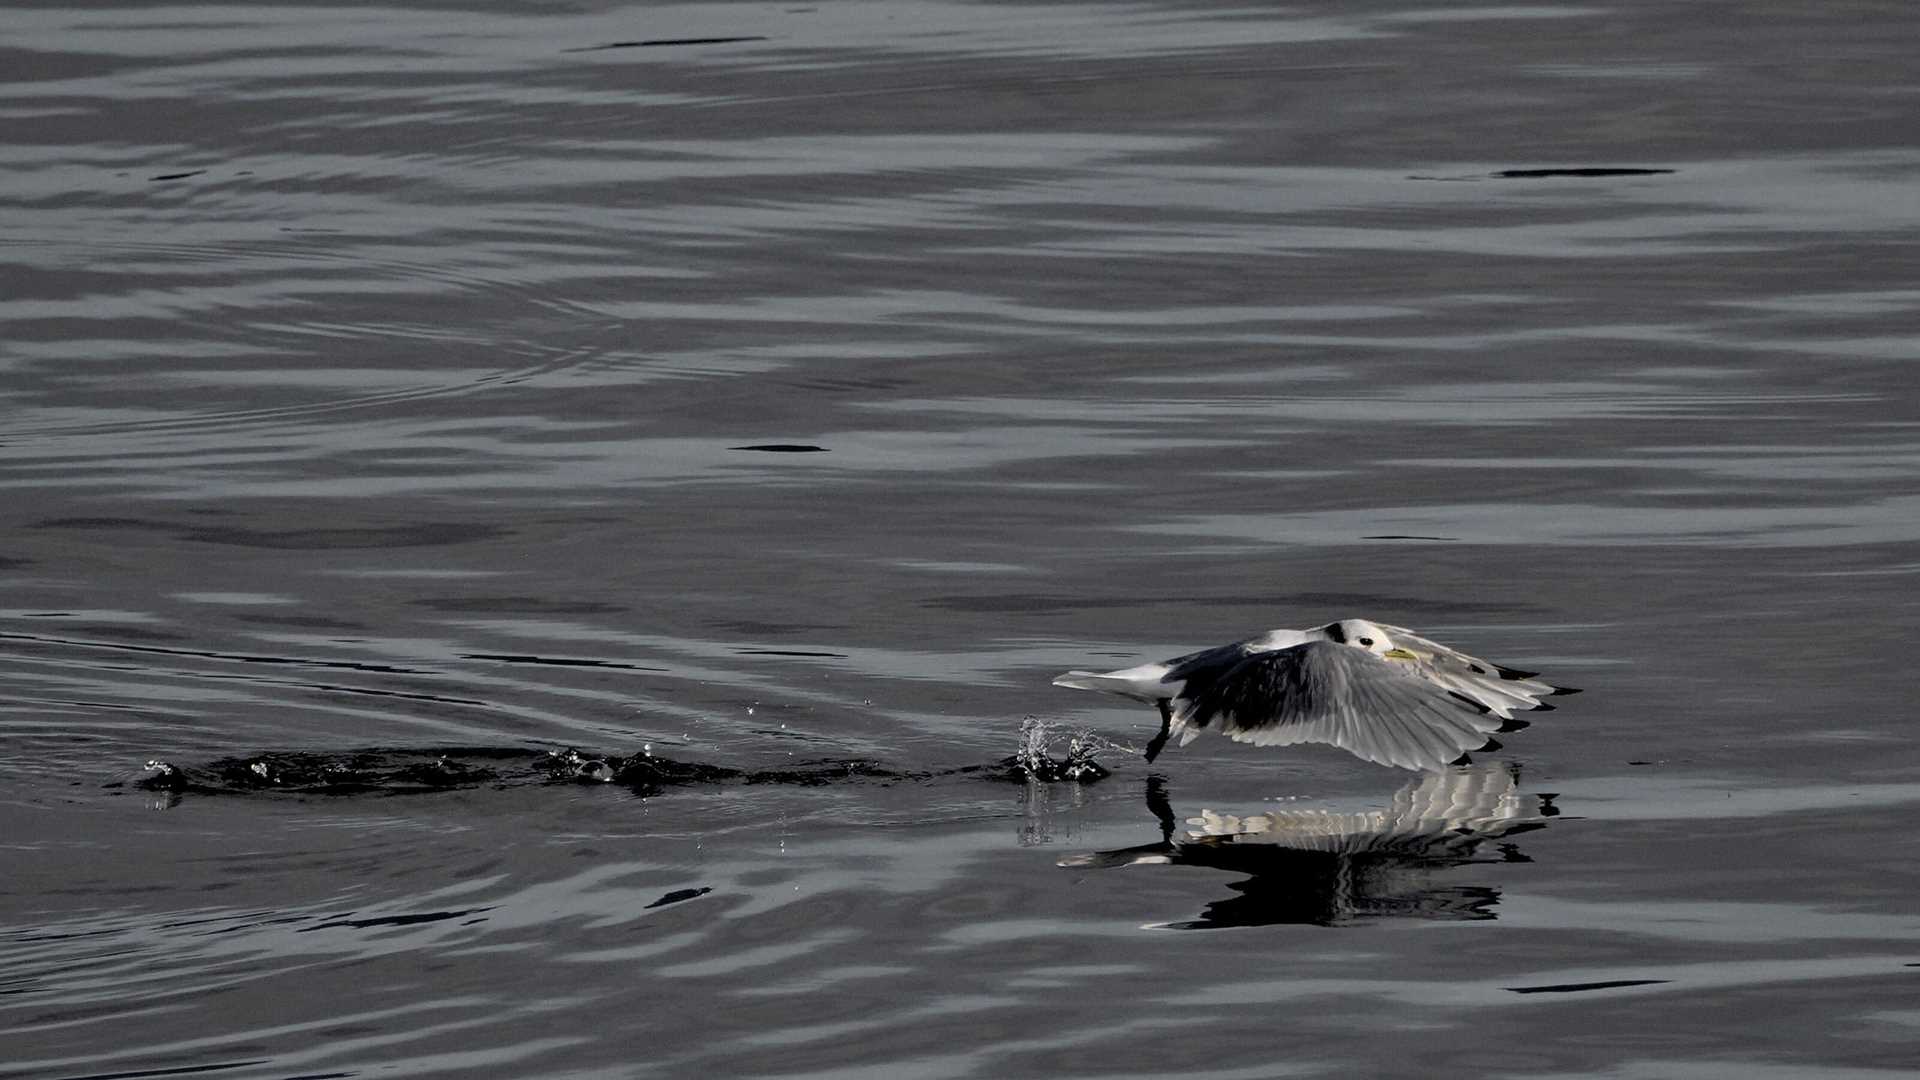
xmin=1061 ymin=764 xmax=1556 ymax=929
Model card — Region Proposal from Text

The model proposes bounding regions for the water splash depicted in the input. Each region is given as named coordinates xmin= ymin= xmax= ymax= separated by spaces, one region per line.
xmin=1011 ymin=716 xmax=1118 ymax=783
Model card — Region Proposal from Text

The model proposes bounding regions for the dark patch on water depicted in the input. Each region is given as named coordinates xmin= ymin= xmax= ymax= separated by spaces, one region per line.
xmin=42 ymin=624 xmax=187 ymax=643
xmin=303 ymin=907 xmax=490 ymax=932
xmin=118 ymin=731 xmax=1114 ymax=801
xmin=563 ymin=36 xmax=768 ymax=52
xmin=461 ymin=652 xmax=668 ymax=671
xmin=1361 ymin=534 xmax=1458 ymax=541
xmin=728 ymin=444 xmax=828 ymax=452
xmin=130 ymin=747 xmax=766 ymax=796
xmin=1507 ymin=978 xmax=1672 ymax=994
xmin=32 ymin=517 xmax=160 ymax=531
xmin=1409 ymin=167 xmax=1676 ymax=181
xmin=1493 ymin=167 xmax=1676 ymax=178
xmin=148 ymin=169 xmax=207 ymax=181
xmin=644 ymin=887 xmax=714 ymax=909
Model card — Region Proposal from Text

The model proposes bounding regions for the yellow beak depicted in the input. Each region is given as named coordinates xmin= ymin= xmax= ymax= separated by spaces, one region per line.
xmin=1382 ymin=648 xmax=1421 ymax=661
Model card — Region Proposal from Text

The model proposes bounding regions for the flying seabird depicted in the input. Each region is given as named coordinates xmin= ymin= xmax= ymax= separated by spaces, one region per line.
xmin=1052 ymin=618 xmax=1574 ymax=770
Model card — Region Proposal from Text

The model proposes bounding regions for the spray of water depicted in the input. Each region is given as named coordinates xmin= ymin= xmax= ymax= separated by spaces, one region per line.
xmin=1012 ymin=715 xmax=1122 ymax=783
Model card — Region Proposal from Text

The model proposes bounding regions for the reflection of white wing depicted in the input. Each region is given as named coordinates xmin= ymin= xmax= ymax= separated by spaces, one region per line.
xmin=1173 ymin=642 xmax=1507 ymax=771
xmin=1186 ymin=765 xmax=1544 ymax=856
xmin=1059 ymin=765 xmax=1552 ymax=927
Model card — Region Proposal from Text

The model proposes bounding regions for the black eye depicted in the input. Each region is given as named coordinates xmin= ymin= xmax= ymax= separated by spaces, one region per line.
xmin=1358 ymin=637 xmax=1374 ymax=646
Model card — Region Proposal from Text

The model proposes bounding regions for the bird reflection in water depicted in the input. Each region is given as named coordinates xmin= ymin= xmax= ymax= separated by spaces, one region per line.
xmin=1060 ymin=764 xmax=1556 ymax=928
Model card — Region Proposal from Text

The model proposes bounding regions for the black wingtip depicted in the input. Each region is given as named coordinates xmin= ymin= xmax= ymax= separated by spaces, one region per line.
xmin=1548 ymin=685 xmax=1582 ymax=697
xmin=1448 ymin=752 xmax=1473 ymax=766
xmin=1531 ymin=702 xmax=1557 ymax=713
xmin=1497 ymin=717 xmax=1532 ymax=733
xmin=1495 ymin=665 xmax=1540 ymax=681
xmin=1477 ymin=737 xmax=1503 ymax=753
xmin=1446 ymin=690 xmax=1493 ymax=715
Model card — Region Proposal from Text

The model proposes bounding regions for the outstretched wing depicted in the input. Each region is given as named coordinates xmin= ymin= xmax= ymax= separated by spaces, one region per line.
xmin=1173 ymin=641 xmax=1507 ymax=771
xmin=1375 ymin=623 xmax=1568 ymax=716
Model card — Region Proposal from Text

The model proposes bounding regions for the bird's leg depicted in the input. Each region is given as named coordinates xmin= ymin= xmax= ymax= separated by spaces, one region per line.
xmin=1144 ymin=700 xmax=1173 ymax=763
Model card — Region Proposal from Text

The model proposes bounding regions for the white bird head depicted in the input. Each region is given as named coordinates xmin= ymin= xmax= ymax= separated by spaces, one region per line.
xmin=1318 ymin=618 xmax=1414 ymax=659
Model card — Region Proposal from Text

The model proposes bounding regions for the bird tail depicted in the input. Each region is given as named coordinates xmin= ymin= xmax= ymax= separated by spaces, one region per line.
xmin=1052 ymin=670 xmax=1165 ymax=701
xmin=1053 ymin=670 xmax=1132 ymax=691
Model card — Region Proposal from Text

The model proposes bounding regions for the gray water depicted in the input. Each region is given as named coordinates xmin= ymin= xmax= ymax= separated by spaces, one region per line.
xmin=5 ymin=1 xmax=1920 ymax=1076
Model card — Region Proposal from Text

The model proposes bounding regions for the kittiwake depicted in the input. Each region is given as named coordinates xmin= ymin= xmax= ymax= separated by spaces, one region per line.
xmin=1052 ymin=618 xmax=1574 ymax=770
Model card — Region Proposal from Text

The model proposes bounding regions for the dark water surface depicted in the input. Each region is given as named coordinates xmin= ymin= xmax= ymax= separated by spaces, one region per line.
xmin=6 ymin=1 xmax=1920 ymax=1076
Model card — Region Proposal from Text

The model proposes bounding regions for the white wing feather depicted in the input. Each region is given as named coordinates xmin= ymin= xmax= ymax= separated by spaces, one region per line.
xmin=1172 ymin=641 xmax=1505 ymax=771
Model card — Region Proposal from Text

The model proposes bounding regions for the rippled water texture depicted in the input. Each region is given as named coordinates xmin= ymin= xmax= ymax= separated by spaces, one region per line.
xmin=5 ymin=1 xmax=1920 ymax=1077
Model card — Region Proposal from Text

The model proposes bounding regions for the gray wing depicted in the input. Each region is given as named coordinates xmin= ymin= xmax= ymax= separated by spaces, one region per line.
xmin=1156 ymin=639 xmax=1265 ymax=699
xmin=1374 ymin=623 xmax=1565 ymax=715
xmin=1173 ymin=641 xmax=1505 ymax=771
